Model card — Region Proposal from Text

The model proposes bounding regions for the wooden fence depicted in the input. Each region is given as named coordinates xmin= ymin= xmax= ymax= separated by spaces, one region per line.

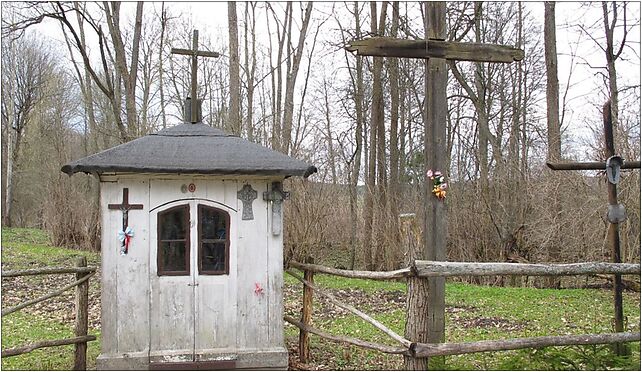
xmin=286 ymin=259 xmax=641 ymax=366
xmin=1 ymin=257 xmax=97 ymax=370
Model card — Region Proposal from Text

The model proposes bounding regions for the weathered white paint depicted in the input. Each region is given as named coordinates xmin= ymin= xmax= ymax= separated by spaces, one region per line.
xmin=98 ymin=174 xmax=287 ymax=370
xmin=116 ymin=179 xmax=149 ymax=354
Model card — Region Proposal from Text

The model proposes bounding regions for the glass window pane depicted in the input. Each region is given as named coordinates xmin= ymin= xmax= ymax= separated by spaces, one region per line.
xmin=160 ymin=207 xmax=187 ymax=240
xmin=201 ymin=242 xmax=226 ymax=272
xmin=200 ymin=207 xmax=226 ymax=240
xmin=161 ymin=241 xmax=187 ymax=272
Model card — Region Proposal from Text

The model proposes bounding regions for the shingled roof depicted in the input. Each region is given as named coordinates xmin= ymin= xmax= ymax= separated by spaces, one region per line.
xmin=61 ymin=123 xmax=317 ymax=178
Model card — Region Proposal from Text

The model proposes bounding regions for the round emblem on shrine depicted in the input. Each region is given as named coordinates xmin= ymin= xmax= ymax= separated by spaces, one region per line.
xmin=188 ymin=183 xmax=196 ymax=193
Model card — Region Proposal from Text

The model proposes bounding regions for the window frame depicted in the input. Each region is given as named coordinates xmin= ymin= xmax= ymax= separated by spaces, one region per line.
xmin=157 ymin=204 xmax=191 ymax=276
xmin=197 ymin=204 xmax=230 ymax=275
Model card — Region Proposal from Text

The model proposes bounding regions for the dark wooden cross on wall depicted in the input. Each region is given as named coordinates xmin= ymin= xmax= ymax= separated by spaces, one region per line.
xmin=171 ymin=30 xmax=220 ymax=123
xmin=108 ymin=188 xmax=144 ymax=231
xmin=345 ymin=2 xmax=524 ymax=363
xmin=547 ymin=102 xmax=640 ymax=356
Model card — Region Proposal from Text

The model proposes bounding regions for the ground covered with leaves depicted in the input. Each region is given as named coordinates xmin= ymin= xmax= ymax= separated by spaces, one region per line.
xmin=2 ymin=228 xmax=640 ymax=370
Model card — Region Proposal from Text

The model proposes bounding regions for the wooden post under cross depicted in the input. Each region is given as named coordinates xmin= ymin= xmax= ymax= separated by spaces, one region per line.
xmin=547 ymin=102 xmax=640 ymax=356
xmin=171 ymin=30 xmax=220 ymax=123
xmin=346 ymin=2 xmax=524 ymax=367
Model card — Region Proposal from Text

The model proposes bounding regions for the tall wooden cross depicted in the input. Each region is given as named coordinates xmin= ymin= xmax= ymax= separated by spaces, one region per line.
xmin=547 ymin=102 xmax=640 ymax=356
xmin=346 ymin=2 xmax=524 ymax=367
xmin=171 ymin=30 xmax=220 ymax=123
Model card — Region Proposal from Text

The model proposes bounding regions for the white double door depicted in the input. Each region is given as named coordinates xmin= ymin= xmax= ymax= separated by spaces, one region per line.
xmin=149 ymin=199 xmax=237 ymax=362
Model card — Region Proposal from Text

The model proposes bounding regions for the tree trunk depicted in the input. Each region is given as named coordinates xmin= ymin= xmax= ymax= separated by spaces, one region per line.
xmin=281 ymin=2 xmax=313 ymax=155
xmin=363 ymin=1 xmax=380 ymax=271
xmin=323 ymin=79 xmax=338 ymax=184
xmin=159 ymin=3 xmax=168 ymax=129
xmin=388 ymin=2 xmax=401 ymax=270
xmin=374 ymin=2 xmax=388 ymax=270
xmin=544 ymin=1 xmax=562 ymax=288
xmin=228 ymin=2 xmax=241 ymax=136
xmin=103 ymin=1 xmax=143 ymax=142
xmin=244 ymin=2 xmax=257 ymax=141
xmin=349 ymin=1 xmax=364 ymax=270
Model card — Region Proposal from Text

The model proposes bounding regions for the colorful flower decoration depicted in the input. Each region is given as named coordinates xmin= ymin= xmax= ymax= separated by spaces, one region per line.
xmin=427 ymin=169 xmax=448 ymax=200
xmin=118 ymin=226 xmax=134 ymax=255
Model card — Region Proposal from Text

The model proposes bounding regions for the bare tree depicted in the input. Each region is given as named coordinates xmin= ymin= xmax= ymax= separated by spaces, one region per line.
xmin=1 ymin=33 xmax=54 ymax=226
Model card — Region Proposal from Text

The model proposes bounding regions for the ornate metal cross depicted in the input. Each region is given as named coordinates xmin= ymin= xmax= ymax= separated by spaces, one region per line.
xmin=171 ymin=30 xmax=220 ymax=123
xmin=237 ymin=184 xmax=258 ymax=221
xmin=108 ymin=188 xmax=144 ymax=231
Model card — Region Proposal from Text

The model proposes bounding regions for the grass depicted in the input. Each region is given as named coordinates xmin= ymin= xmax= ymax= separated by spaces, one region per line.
xmin=286 ymin=272 xmax=641 ymax=370
xmin=2 ymin=227 xmax=640 ymax=370
xmin=1 ymin=312 xmax=101 ymax=370
xmin=1 ymin=227 xmax=101 ymax=370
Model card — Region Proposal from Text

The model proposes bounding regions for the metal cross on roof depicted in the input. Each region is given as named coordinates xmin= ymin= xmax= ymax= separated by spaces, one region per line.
xmin=171 ymin=30 xmax=220 ymax=123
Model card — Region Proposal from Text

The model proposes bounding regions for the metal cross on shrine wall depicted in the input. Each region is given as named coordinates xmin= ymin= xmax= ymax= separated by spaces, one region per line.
xmin=237 ymin=184 xmax=258 ymax=221
xmin=108 ymin=188 xmax=144 ymax=231
xmin=171 ymin=30 xmax=220 ymax=123
xmin=345 ymin=1 xmax=525 ymax=360
xmin=263 ymin=182 xmax=290 ymax=236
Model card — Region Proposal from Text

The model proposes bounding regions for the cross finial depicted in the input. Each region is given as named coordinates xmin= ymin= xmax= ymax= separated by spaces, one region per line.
xmin=171 ymin=30 xmax=220 ymax=123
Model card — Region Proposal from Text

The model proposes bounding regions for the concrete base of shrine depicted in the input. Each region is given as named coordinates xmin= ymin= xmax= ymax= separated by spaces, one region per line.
xmin=96 ymin=347 xmax=288 ymax=370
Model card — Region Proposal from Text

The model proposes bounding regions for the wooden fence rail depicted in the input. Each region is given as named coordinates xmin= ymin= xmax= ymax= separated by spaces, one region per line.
xmin=1 ymin=257 xmax=96 ymax=370
xmin=287 ymin=260 xmax=641 ymax=366
xmin=290 ymin=260 xmax=640 ymax=280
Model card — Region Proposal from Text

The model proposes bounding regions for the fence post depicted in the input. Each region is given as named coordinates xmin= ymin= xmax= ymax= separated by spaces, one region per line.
xmin=401 ymin=214 xmax=431 ymax=370
xmin=74 ymin=256 xmax=89 ymax=370
xmin=298 ymin=256 xmax=314 ymax=364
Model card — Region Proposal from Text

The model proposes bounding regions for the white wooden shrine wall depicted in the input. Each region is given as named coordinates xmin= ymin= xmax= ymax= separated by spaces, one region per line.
xmin=100 ymin=177 xmax=150 ymax=359
xmin=99 ymin=174 xmax=286 ymax=358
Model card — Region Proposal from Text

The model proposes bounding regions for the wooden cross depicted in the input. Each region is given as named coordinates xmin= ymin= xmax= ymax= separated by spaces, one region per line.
xmin=108 ymin=188 xmax=144 ymax=231
xmin=345 ymin=2 xmax=524 ymax=353
xmin=171 ymin=30 xmax=220 ymax=123
xmin=547 ymin=102 xmax=639 ymax=356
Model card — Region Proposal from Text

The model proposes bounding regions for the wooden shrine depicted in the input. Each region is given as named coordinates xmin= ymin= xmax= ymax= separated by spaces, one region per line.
xmin=61 ymin=30 xmax=316 ymax=370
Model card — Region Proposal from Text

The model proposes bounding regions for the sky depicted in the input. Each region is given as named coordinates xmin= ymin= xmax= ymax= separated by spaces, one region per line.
xmin=15 ymin=1 xmax=642 ymax=162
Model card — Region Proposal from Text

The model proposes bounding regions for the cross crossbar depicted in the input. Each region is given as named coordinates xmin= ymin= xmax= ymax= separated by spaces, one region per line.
xmin=346 ymin=37 xmax=524 ymax=63
xmin=171 ymin=30 xmax=220 ymax=123
xmin=170 ymin=48 xmax=220 ymax=58
xmin=547 ymin=160 xmax=641 ymax=171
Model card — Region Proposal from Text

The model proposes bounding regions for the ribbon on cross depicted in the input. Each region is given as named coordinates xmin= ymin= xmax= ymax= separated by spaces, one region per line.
xmin=118 ymin=227 xmax=134 ymax=256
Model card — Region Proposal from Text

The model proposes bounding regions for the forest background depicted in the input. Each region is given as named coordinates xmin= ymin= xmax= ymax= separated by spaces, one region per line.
xmin=1 ymin=1 xmax=640 ymax=286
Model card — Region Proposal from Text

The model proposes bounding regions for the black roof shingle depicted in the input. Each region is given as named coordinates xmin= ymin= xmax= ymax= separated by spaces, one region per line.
xmin=61 ymin=123 xmax=317 ymax=178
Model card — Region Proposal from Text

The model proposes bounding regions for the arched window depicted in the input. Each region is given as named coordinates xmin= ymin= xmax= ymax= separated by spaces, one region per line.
xmin=157 ymin=204 xmax=190 ymax=276
xmin=198 ymin=205 xmax=230 ymax=275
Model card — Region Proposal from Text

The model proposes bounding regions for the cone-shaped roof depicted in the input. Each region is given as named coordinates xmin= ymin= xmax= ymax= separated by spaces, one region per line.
xmin=61 ymin=123 xmax=317 ymax=178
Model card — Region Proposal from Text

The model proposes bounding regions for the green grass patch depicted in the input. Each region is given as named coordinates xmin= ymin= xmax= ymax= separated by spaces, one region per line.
xmin=1 ymin=312 xmax=101 ymax=370
xmin=287 ymin=271 xmax=641 ymax=370
xmin=2 ymin=227 xmax=101 ymax=370
xmin=1 ymin=228 xmax=100 ymax=270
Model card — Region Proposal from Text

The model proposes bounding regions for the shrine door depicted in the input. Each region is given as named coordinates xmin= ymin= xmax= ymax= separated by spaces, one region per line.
xmin=149 ymin=199 xmax=237 ymax=362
